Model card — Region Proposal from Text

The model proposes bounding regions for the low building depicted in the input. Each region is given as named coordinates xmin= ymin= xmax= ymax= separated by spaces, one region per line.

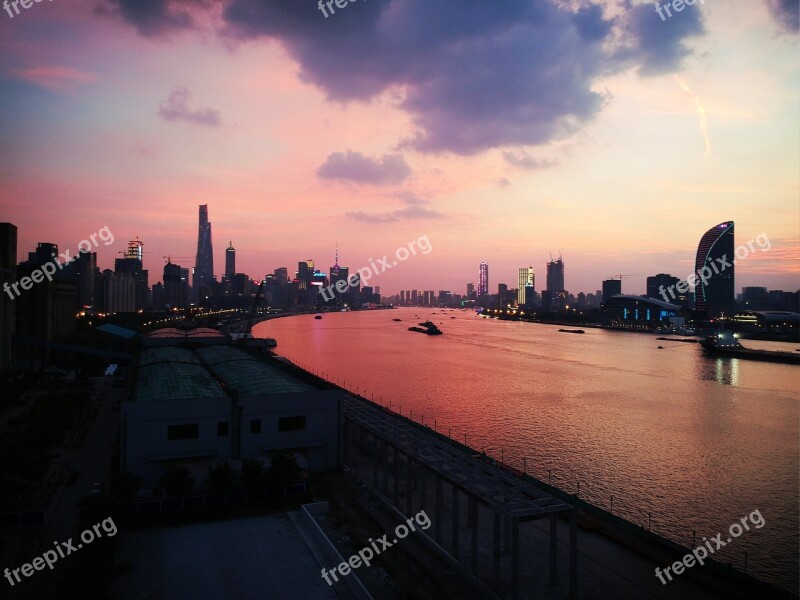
xmin=122 ymin=339 xmax=340 ymax=487
xmin=601 ymin=295 xmax=683 ymax=329
xmin=725 ymin=311 xmax=800 ymax=337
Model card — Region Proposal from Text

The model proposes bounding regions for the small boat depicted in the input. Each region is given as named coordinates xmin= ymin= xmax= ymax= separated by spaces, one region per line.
xmin=656 ymin=337 xmax=698 ymax=343
xmin=314 ymin=315 xmax=322 ymax=319
xmin=558 ymin=329 xmax=585 ymax=334
xmin=409 ymin=321 xmax=443 ymax=335
xmin=392 ymin=318 xmax=402 ymax=322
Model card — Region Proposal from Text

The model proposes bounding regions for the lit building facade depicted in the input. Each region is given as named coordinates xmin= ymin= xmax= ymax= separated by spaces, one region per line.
xmin=695 ymin=221 xmax=734 ymax=317
xmin=517 ymin=267 xmax=535 ymax=307
xmin=478 ymin=262 xmax=489 ymax=297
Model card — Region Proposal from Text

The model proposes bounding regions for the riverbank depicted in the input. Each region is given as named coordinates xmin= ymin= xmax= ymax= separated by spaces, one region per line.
xmin=267 ymin=354 xmax=794 ymax=599
xmin=255 ymin=308 xmax=799 ymax=593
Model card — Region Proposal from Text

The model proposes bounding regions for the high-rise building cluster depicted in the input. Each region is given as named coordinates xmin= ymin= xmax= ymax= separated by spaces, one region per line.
xmin=0 ymin=214 xmax=797 ymax=370
xmin=438 ymin=221 xmax=792 ymax=321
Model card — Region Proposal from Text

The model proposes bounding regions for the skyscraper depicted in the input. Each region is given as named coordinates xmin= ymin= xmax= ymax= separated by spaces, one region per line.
xmin=297 ymin=260 xmax=313 ymax=289
xmin=126 ymin=236 xmax=144 ymax=262
xmin=546 ymin=255 xmax=566 ymax=311
xmin=602 ymin=279 xmax=621 ymax=302
xmin=163 ymin=260 xmax=188 ymax=309
xmin=518 ymin=267 xmax=535 ymax=306
xmin=478 ymin=262 xmax=489 ymax=297
xmin=0 ymin=223 xmax=17 ymax=370
xmin=114 ymin=237 xmax=148 ymax=311
xmin=647 ymin=274 xmax=679 ymax=299
xmin=328 ymin=246 xmax=352 ymax=304
xmin=546 ymin=255 xmax=564 ymax=294
xmin=695 ymin=221 xmax=735 ymax=316
xmin=225 ymin=239 xmax=235 ymax=279
xmin=16 ymin=240 xmax=76 ymax=360
xmin=270 ymin=267 xmax=289 ymax=307
xmin=193 ymin=204 xmax=214 ymax=297
xmin=28 ymin=242 xmax=58 ymax=266
xmin=99 ymin=269 xmax=135 ymax=313
xmin=647 ymin=273 xmax=688 ymax=307
xmin=73 ymin=251 xmax=98 ymax=309
xmin=274 ymin=267 xmax=288 ymax=284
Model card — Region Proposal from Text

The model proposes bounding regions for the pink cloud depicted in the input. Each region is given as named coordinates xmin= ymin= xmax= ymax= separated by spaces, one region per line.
xmin=11 ymin=65 xmax=96 ymax=91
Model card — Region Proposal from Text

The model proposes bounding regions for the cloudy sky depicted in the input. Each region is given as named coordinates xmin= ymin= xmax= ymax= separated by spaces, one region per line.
xmin=0 ymin=0 xmax=797 ymax=295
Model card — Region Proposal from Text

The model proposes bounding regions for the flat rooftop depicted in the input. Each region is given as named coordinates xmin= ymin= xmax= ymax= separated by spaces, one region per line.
xmin=132 ymin=347 xmax=226 ymax=403
xmin=130 ymin=344 xmax=314 ymax=403
xmin=197 ymin=346 xmax=313 ymax=396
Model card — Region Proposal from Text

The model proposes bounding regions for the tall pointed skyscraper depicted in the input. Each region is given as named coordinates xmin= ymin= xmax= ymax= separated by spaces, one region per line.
xmin=193 ymin=204 xmax=215 ymax=299
xmin=328 ymin=244 xmax=350 ymax=303
xmin=225 ymin=239 xmax=235 ymax=279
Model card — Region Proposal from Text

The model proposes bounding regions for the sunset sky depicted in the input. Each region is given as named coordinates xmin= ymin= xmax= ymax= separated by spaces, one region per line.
xmin=0 ymin=0 xmax=798 ymax=296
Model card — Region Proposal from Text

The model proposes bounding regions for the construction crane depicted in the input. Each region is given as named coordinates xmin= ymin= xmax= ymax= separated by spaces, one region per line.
xmin=245 ymin=280 xmax=265 ymax=337
xmin=162 ymin=256 xmax=194 ymax=263
xmin=610 ymin=274 xmax=636 ymax=281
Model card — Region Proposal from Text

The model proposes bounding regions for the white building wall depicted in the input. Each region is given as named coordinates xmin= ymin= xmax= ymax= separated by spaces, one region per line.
xmin=122 ymin=391 xmax=342 ymax=487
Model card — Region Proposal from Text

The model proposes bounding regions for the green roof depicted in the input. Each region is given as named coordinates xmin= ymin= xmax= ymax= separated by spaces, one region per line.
xmin=196 ymin=346 xmax=313 ymax=396
xmin=132 ymin=347 xmax=226 ymax=402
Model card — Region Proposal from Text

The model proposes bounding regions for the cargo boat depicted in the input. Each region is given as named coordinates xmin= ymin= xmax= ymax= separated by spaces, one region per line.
xmin=409 ymin=321 xmax=443 ymax=335
xmin=700 ymin=332 xmax=800 ymax=365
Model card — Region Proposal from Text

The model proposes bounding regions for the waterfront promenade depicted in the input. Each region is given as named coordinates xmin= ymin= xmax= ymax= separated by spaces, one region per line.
xmin=274 ymin=355 xmax=792 ymax=599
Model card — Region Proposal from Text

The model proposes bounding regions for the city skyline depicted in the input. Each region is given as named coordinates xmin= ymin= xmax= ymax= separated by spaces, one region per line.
xmin=0 ymin=2 xmax=798 ymax=597
xmin=5 ymin=213 xmax=797 ymax=300
xmin=0 ymin=2 xmax=798 ymax=295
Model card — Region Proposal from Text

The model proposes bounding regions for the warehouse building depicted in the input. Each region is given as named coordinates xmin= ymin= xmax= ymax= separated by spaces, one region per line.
xmin=122 ymin=335 xmax=340 ymax=486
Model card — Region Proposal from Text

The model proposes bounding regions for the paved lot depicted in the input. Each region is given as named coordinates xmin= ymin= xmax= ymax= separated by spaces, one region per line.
xmin=113 ymin=515 xmax=340 ymax=600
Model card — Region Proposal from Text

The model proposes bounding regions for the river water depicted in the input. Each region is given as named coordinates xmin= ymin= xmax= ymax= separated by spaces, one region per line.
xmin=254 ymin=308 xmax=799 ymax=592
